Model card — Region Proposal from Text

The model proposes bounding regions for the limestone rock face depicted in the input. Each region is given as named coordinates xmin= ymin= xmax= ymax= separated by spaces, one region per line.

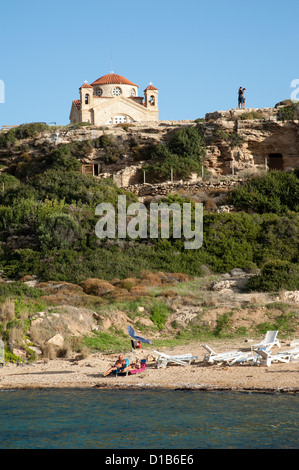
xmin=203 ymin=108 xmax=299 ymax=175
xmin=1 ymin=108 xmax=297 ymax=190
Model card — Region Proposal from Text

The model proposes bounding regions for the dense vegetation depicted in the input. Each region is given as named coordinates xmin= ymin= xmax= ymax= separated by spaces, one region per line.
xmin=0 ymin=123 xmax=298 ymax=292
xmin=0 ymin=166 xmax=298 ymax=292
xmin=0 ymin=123 xmax=298 ymax=361
xmin=143 ymin=125 xmax=205 ymax=180
xmin=227 ymin=171 xmax=299 ymax=214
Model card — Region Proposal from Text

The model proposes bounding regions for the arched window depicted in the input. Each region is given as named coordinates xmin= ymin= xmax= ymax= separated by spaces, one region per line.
xmin=85 ymin=94 xmax=89 ymax=105
xmin=149 ymin=95 xmax=155 ymax=106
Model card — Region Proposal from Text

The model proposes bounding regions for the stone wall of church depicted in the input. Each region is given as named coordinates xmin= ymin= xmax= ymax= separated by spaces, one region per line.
xmin=92 ymin=98 xmax=158 ymax=126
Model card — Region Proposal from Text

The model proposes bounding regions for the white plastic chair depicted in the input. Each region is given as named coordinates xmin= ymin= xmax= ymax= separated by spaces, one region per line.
xmin=255 ymin=347 xmax=299 ymax=367
xmin=251 ymin=331 xmax=280 ymax=353
xmin=153 ymin=350 xmax=198 ymax=369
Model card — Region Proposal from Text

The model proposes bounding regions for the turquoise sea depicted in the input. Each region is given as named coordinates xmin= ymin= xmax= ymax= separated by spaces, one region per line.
xmin=0 ymin=389 xmax=298 ymax=449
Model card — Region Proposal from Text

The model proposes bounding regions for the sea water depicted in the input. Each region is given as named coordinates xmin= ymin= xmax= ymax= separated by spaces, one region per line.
xmin=0 ymin=389 xmax=298 ymax=449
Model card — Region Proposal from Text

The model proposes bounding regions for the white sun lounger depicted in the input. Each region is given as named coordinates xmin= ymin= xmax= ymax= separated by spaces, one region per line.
xmin=201 ymin=345 xmax=240 ymax=364
xmin=250 ymin=330 xmax=280 ymax=353
xmin=226 ymin=351 xmax=259 ymax=366
xmin=254 ymin=347 xmax=299 ymax=367
xmin=153 ymin=350 xmax=198 ymax=369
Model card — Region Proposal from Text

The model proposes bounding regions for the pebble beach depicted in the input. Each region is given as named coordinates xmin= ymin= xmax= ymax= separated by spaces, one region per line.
xmin=1 ymin=339 xmax=298 ymax=393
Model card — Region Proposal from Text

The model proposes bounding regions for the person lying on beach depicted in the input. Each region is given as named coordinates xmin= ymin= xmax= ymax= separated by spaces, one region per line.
xmin=103 ymin=356 xmax=130 ymax=376
xmin=121 ymin=359 xmax=141 ymax=372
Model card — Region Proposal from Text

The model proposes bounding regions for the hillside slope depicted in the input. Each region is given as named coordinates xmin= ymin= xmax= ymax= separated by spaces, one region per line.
xmin=0 ymin=111 xmax=298 ymax=362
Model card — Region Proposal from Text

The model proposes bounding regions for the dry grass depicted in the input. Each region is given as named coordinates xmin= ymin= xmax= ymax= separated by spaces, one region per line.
xmin=41 ymin=343 xmax=59 ymax=359
xmin=113 ymin=278 xmax=139 ymax=290
xmin=0 ymin=298 xmax=15 ymax=322
xmin=7 ymin=323 xmax=25 ymax=348
xmin=80 ymin=279 xmax=115 ymax=296
xmin=202 ymin=293 xmax=218 ymax=307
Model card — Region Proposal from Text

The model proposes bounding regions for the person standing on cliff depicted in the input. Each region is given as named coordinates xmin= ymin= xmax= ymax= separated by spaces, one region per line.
xmin=241 ymin=88 xmax=246 ymax=108
xmin=238 ymin=87 xmax=243 ymax=108
xmin=238 ymin=87 xmax=246 ymax=109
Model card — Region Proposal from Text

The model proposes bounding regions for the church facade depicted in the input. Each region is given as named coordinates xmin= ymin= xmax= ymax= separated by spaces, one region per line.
xmin=69 ymin=73 xmax=159 ymax=126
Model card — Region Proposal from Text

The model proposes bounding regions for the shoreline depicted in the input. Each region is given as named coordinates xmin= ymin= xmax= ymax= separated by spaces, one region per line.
xmin=0 ymin=383 xmax=298 ymax=394
xmin=1 ymin=339 xmax=298 ymax=394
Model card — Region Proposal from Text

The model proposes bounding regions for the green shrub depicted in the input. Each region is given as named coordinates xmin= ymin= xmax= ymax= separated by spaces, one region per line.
xmin=150 ymin=301 xmax=171 ymax=330
xmin=227 ymin=171 xmax=299 ymax=214
xmin=37 ymin=213 xmax=82 ymax=251
xmin=277 ymin=103 xmax=299 ymax=121
xmin=228 ymin=132 xmax=243 ymax=148
xmin=0 ymin=129 xmax=18 ymax=148
xmin=4 ymin=345 xmax=22 ymax=363
xmin=83 ymin=331 xmax=129 ymax=353
xmin=144 ymin=125 xmax=205 ymax=181
xmin=0 ymin=281 xmax=43 ymax=300
xmin=238 ymin=110 xmax=265 ymax=120
xmin=0 ymin=174 xmax=20 ymax=192
xmin=214 ymin=312 xmax=234 ymax=337
xmin=247 ymin=260 xmax=299 ymax=292
xmin=46 ymin=145 xmax=82 ymax=171
xmin=1 ymin=250 xmax=43 ymax=280
xmin=0 ymin=123 xmax=53 ymax=149
xmin=14 ymin=123 xmax=51 ymax=139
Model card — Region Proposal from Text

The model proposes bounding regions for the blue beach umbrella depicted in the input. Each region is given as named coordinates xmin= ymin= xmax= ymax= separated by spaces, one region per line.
xmin=128 ymin=325 xmax=152 ymax=348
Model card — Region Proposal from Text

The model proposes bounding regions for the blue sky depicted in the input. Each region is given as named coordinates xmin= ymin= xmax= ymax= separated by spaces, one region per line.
xmin=0 ymin=0 xmax=298 ymax=126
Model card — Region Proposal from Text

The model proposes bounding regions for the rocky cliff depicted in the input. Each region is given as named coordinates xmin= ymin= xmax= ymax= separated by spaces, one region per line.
xmin=47 ymin=105 xmax=299 ymax=186
xmin=204 ymin=106 xmax=299 ymax=175
xmin=1 ymin=103 xmax=298 ymax=194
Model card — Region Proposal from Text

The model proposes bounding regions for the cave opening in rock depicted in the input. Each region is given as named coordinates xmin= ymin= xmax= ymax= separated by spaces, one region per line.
xmin=268 ymin=153 xmax=284 ymax=170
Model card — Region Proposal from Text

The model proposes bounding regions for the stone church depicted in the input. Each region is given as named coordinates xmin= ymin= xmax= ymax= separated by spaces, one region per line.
xmin=69 ymin=72 xmax=159 ymax=126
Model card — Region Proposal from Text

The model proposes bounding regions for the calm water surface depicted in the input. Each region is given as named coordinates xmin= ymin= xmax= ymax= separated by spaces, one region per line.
xmin=0 ymin=389 xmax=298 ymax=449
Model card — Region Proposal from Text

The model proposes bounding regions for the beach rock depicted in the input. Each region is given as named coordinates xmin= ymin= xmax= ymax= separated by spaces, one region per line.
xmin=46 ymin=334 xmax=64 ymax=349
xmin=212 ymin=275 xmax=250 ymax=292
xmin=230 ymin=268 xmax=246 ymax=277
xmin=96 ymin=311 xmax=132 ymax=334
xmin=30 ymin=346 xmax=43 ymax=356
xmin=12 ymin=348 xmax=27 ymax=359
xmin=277 ymin=291 xmax=299 ymax=303
xmin=136 ymin=317 xmax=154 ymax=327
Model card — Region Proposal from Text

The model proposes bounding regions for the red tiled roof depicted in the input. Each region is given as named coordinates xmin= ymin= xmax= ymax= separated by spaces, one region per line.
xmin=73 ymin=100 xmax=81 ymax=110
xmin=144 ymin=84 xmax=158 ymax=91
xmin=80 ymin=83 xmax=93 ymax=89
xmin=91 ymin=73 xmax=138 ymax=88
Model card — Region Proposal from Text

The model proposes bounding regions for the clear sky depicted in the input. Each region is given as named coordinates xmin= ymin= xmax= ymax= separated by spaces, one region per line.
xmin=0 ymin=0 xmax=298 ymax=126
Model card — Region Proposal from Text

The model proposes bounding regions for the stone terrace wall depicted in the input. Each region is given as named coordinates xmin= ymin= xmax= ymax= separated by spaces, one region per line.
xmin=125 ymin=178 xmax=244 ymax=199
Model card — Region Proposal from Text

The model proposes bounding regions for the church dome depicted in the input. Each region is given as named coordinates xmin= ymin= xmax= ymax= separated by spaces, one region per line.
xmin=91 ymin=73 xmax=138 ymax=88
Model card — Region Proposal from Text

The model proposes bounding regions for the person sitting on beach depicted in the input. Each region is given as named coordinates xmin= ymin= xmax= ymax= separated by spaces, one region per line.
xmin=103 ymin=355 xmax=130 ymax=377
xmin=133 ymin=359 xmax=141 ymax=369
